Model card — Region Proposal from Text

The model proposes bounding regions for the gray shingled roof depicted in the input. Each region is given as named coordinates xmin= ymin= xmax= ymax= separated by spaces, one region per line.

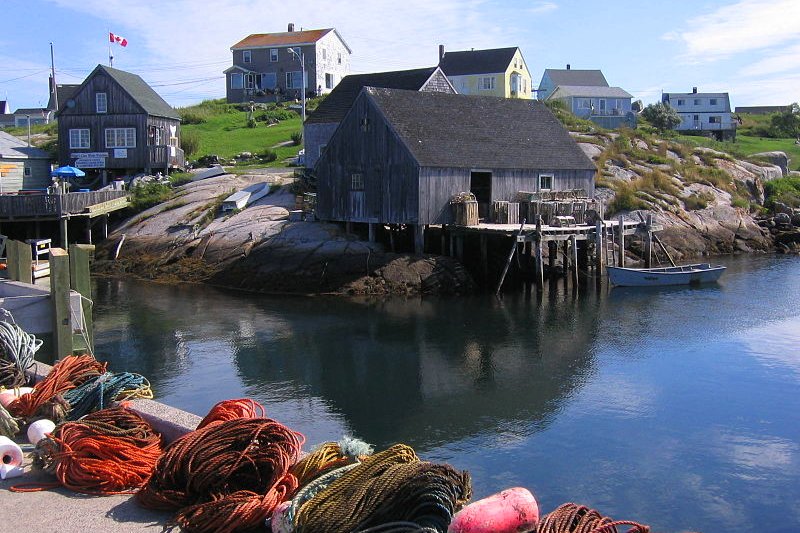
xmin=306 ymin=67 xmax=442 ymax=124
xmin=439 ymin=47 xmax=519 ymax=76
xmin=48 ymin=84 xmax=80 ymax=112
xmin=364 ymin=87 xmax=595 ymax=170
xmin=97 ymin=65 xmax=180 ymax=120
xmin=0 ymin=130 xmax=51 ymax=159
xmin=544 ymin=69 xmax=608 ymax=87
xmin=550 ymin=85 xmax=632 ymax=99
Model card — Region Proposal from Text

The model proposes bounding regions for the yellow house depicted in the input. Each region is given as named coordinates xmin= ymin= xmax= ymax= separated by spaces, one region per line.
xmin=438 ymin=46 xmax=532 ymax=99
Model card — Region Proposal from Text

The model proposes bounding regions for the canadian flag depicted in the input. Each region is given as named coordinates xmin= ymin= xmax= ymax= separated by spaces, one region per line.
xmin=109 ymin=32 xmax=128 ymax=47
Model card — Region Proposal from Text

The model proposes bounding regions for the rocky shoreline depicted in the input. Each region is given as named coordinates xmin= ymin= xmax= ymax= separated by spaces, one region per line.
xmin=96 ymin=140 xmax=799 ymax=296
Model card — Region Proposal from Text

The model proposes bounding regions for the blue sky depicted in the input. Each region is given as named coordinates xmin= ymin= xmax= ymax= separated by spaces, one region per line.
xmin=2 ymin=0 xmax=798 ymax=110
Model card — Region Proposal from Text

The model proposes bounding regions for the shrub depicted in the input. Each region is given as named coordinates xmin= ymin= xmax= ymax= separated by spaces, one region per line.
xmin=181 ymin=130 xmax=201 ymax=156
xmin=684 ymin=192 xmax=714 ymax=210
xmin=129 ymin=182 xmax=172 ymax=213
xmin=260 ymin=148 xmax=277 ymax=162
xmin=169 ymin=172 xmax=193 ymax=187
xmin=178 ymin=108 xmax=209 ymax=124
xmin=247 ymin=117 xmax=257 ymax=128
xmin=256 ymin=109 xmax=296 ymax=122
xmin=641 ymin=102 xmax=682 ymax=132
xmin=731 ymin=197 xmax=750 ymax=209
xmin=290 ymin=131 xmax=303 ymax=145
xmin=607 ymin=182 xmax=648 ymax=214
xmin=764 ymin=176 xmax=800 ymax=208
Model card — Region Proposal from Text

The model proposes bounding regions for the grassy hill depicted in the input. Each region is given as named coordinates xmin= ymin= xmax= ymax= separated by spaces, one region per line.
xmin=178 ymin=98 xmax=323 ymax=165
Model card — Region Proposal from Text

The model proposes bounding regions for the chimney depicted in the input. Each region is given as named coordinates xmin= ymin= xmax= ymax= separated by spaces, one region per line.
xmin=566 ymin=64 xmax=570 ymax=70
xmin=288 ymin=23 xmax=295 ymax=32
xmin=439 ymin=44 xmax=445 ymax=61
xmin=692 ymin=86 xmax=697 ymax=94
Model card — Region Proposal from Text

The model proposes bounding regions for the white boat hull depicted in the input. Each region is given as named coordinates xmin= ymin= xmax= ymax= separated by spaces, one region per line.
xmin=607 ymin=263 xmax=726 ymax=287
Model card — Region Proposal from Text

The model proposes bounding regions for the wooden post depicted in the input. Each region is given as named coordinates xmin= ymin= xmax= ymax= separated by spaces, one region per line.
xmin=570 ymin=235 xmax=578 ymax=285
xmin=495 ymin=220 xmax=526 ymax=295
xmin=389 ymin=227 xmax=396 ymax=253
xmin=449 ymin=232 xmax=454 ymax=257
xmin=368 ymin=223 xmax=376 ymax=243
xmin=50 ymin=248 xmax=73 ymax=360
xmin=413 ymin=224 xmax=424 ymax=254
xmin=441 ymin=226 xmax=447 ymax=255
xmin=7 ymin=240 xmax=32 ymax=283
xmin=85 ymin=218 xmax=93 ymax=244
xmin=101 ymin=214 xmax=109 ymax=240
xmin=456 ymin=235 xmax=464 ymax=261
xmin=595 ymin=220 xmax=604 ymax=273
xmin=535 ymin=216 xmax=544 ymax=291
xmin=548 ymin=241 xmax=557 ymax=271
xmin=59 ymin=217 xmax=69 ymax=248
xmin=345 ymin=221 xmax=353 ymax=235
xmin=69 ymin=244 xmax=94 ymax=353
xmin=480 ymin=234 xmax=488 ymax=284
xmin=644 ymin=214 xmax=653 ymax=268
xmin=617 ymin=215 xmax=625 ymax=268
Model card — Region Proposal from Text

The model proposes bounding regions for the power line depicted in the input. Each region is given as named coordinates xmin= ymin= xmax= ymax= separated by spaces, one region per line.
xmin=0 ymin=69 xmax=50 ymax=84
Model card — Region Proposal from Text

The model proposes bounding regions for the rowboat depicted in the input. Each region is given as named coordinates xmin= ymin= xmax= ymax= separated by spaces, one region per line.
xmin=607 ymin=263 xmax=726 ymax=287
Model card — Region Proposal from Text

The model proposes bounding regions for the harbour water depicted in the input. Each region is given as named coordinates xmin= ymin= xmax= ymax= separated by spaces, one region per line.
xmin=92 ymin=254 xmax=800 ymax=533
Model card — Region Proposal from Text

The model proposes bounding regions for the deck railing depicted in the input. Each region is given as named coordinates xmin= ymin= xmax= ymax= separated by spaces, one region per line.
xmin=0 ymin=190 xmax=128 ymax=218
xmin=149 ymin=145 xmax=186 ymax=169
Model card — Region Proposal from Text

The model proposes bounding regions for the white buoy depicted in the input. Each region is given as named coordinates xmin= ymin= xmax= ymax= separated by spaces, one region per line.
xmin=27 ymin=419 xmax=56 ymax=446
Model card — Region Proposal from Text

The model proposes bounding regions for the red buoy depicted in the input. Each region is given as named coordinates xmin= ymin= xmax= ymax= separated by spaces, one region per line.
xmin=448 ymin=487 xmax=539 ymax=533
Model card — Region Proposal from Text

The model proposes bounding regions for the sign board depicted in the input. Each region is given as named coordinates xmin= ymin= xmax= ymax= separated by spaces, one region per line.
xmin=74 ymin=157 xmax=106 ymax=169
xmin=114 ymin=148 xmax=128 ymax=159
xmin=70 ymin=152 xmax=108 ymax=159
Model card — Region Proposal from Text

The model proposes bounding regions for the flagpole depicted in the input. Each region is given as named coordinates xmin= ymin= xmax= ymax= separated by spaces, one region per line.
xmin=108 ymin=29 xmax=113 ymax=67
xmin=50 ymin=43 xmax=58 ymax=111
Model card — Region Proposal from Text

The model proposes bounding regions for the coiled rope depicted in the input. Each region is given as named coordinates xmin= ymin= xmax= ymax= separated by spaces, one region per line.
xmin=0 ymin=310 xmax=42 ymax=387
xmin=7 ymin=354 xmax=106 ymax=420
xmin=137 ymin=417 xmax=305 ymax=533
xmin=537 ymin=503 xmax=650 ymax=533
xmin=196 ymin=398 xmax=266 ymax=429
xmin=294 ymin=444 xmax=472 ymax=533
xmin=62 ymin=371 xmax=152 ymax=420
xmin=290 ymin=437 xmax=374 ymax=487
xmin=11 ymin=406 xmax=163 ymax=495
xmin=0 ymin=402 xmax=20 ymax=438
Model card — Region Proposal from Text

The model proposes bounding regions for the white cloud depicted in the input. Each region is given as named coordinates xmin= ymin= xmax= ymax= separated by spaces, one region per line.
xmin=527 ymin=1 xmax=558 ymax=15
xmin=669 ymin=0 xmax=800 ymax=63
xmin=741 ymin=42 xmax=800 ymax=77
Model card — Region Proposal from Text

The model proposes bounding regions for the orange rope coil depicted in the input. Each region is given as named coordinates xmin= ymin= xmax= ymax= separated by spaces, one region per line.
xmin=196 ymin=398 xmax=266 ymax=429
xmin=137 ymin=416 xmax=305 ymax=533
xmin=537 ymin=503 xmax=650 ymax=533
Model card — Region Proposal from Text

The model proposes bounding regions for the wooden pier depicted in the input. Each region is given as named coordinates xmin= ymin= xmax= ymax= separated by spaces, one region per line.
xmin=443 ymin=215 xmax=663 ymax=293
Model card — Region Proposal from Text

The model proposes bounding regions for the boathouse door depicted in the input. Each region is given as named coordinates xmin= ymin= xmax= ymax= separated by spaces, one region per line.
xmin=470 ymin=171 xmax=492 ymax=221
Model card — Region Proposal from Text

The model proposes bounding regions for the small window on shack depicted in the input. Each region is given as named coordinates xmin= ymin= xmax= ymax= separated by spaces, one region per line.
xmin=539 ymin=173 xmax=553 ymax=191
xmin=351 ymin=172 xmax=364 ymax=190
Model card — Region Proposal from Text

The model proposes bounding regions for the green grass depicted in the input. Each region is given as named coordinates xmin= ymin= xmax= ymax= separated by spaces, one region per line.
xmin=764 ymin=176 xmax=800 ymax=208
xmin=179 ymin=98 xmax=311 ymax=165
xmin=675 ymin=133 xmax=800 ymax=171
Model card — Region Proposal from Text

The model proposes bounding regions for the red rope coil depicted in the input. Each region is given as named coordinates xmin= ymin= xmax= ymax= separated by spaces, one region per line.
xmin=537 ymin=503 xmax=650 ymax=533
xmin=196 ymin=398 xmax=266 ymax=429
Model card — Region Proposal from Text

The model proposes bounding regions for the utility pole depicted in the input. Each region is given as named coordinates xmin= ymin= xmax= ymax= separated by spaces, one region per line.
xmin=50 ymin=43 xmax=59 ymax=111
xmin=289 ymin=47 xmax=306 ymax=123
xmin=26 ymin=115 xmax=31 ymax=147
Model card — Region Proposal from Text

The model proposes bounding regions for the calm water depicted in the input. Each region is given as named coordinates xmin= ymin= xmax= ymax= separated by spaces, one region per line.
xmin=92 ymin=255 xmax=800 ymax=533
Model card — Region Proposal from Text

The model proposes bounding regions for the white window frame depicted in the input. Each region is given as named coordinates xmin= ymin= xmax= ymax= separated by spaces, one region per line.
xmin=244 ymin=73 xmax=256 ymax=89
xmin=105 ymin=127 xmax=136 ymax=148
xmin=286 ymin=71 xmax=306 ymax=89
xmin=539 ymin=173 xmax=554 ymax=191
xmin=23 ymin=166 xmax=31 ymax=177
xmin=230 ymin=73 xmax=243 ymax=89
xmin=270 ymin=48 xmax=278 ymax=62
xmin=709 ymin=116 xmax=721 ymax=124
xmin=69 ymin=128 xmax=90 ymax=149
xmin=96 ymin=92 xmax=107 ymax=113
xmin=243 ymin=50 xmax=251 ymax=63
xmin=480 ymin=76 xmax=495 ymax=91
xmin=676 ymin=99 xmax=685 ymax=106
xmin=351 ymin=172 xmax=364 ymax=190
xmin=325 ymin=73 xmax=334 ymax=89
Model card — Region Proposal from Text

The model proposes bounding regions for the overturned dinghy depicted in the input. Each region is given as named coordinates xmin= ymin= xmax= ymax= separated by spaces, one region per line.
xmin=221 ymin=182 xmax=271 ymax=213
xmin=607 ymin=263 xmax=726 ymax=287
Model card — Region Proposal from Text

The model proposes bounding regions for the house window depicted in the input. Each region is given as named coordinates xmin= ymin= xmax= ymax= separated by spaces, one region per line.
xmin=322 ymin=48 xmax=327 ymax=60
xmin=23 ymin=166 xmax=31 ymax=177
xmin=243 ymin=50 xmax=251 ymax=63
xmin=677 ymin=99 xmax=685 ymax=106
xmin=338 ymin=52 xmax=342 ymax=65
xmin=710 ymin=98 xmax=718 ymax=105
xmin=105 ymin=127 xmax=136 ymax=148
xmin=599 ymin=99 xmax=606 ymax=111
xmin=480 ymin=76 xmax=495 ymax=90
xmin=69 ymin=129 xmax=90 ymax=149
xmin=270 ymin=48 xmax=278 ymax=62
xmin=260 ymin=72 xmax=277 ymax=89
xmin=580 ymin=99 xmax=591 ymax=109
xmin=539 ymin=173 xmax=553 ymax=191
xmin=230 ymin=73 xmax=243 ymax=89
xmin=351 ymin=172 xmax=364 ymax=190
xmin=325 ymin=73 xmax=334 ymax=89
xmin=96 ymin=92 xmax=107 ymax=113
xmin=286 ymin=71 xmax=304 ymax=89
xmin=709 ymin=116 xmax=721 ymax=123
xmin=244 ymin=73 xmax=256 ymax=89
xmin=694 ymin=98 xmax=701 ymax=105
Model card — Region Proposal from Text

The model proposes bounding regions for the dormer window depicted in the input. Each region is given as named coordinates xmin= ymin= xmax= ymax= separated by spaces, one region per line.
xmin=270 ymin=48 xmax=278 ymax=62
xmin=243 ymin=50 xmax=252 ymax=63
xmin=96 ymin=92 xmax=107 ymax=113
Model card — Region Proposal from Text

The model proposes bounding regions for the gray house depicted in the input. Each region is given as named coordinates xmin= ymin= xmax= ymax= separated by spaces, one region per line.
xmin=0 ymin=130 xmax=52 ymax=192
xmin=316 ymin=88 xmax=596 ymax=251
xmin=662 ymin=88 xmax=736 ymax=141
xmin=537 ymin=66 xmax=608 ymax=101
xmin=225 ymin=23 xmax=351 ymax=104
xmin=549 ymin=86 xmax=636 ymax=129
xmin=304 ymin=67 xmax=456 ymax=168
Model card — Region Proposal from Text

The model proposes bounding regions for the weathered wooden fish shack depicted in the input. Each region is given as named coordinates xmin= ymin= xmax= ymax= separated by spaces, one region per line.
xmin=314 ymin=87 xmax=596 ymax=252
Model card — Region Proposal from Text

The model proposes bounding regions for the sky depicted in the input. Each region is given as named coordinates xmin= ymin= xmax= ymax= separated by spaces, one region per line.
xmin=2 ymin=0 xmax=799 ymax=111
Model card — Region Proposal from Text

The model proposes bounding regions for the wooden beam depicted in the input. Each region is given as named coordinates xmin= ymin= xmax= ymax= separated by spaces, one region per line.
xmin=617 ymin=215 xmax=625 ymax=268
xmin=7 ymin=240 xmax=32 ymax=284
xmin=50 ymin=247 xmax=73 ymax=360
xmin=69 ymin=244 xmax=94 ymax=353
xmin=535 ymin=216 xmax=544 ymax=291
xmin=413 ymin=224 xmax=424 ymax=254
xmin=495 ymin=220 xmax=526 ymax=295
xmin=570 ymin=235 xmax=578 ymax=285
xmin=595 ymin=220 xmax=604 ymax=273
xmin=368 ymin=223 xmax=376 ymax=243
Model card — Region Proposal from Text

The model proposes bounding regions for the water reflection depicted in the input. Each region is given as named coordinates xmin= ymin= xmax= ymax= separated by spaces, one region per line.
xmin=90 ymin=254 xmax=800 ymax=533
